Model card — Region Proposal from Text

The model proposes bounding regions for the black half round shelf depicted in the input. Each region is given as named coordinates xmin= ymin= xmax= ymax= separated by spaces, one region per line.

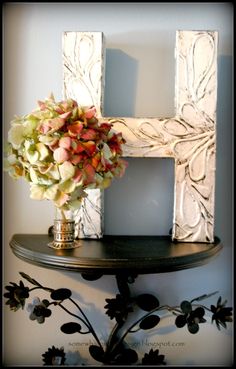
xmin=9 ymin=234 xmax=223 ymax=275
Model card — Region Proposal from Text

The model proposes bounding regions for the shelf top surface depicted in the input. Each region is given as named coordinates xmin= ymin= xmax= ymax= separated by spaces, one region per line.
xmin=10 ymin=234 xmax=223 ymax=275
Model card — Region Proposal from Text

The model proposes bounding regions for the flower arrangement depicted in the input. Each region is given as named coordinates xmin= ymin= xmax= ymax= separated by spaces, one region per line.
xmin=4 ymin=94 xmax=127 ymax=217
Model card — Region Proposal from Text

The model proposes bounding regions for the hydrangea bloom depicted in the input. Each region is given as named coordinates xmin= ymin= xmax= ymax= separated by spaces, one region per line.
xmin=4 ymin=94 xmax=127 ymax=212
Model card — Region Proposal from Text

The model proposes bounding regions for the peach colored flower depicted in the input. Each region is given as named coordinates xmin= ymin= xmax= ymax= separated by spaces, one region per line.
xmin=81 ymin=128 xmax=97 ymax=141
xmin=67 ymin=122 xmax=83 ymax=137
xmin=73 ymin=168 xmax=83 ymax=183
xmin=59 ymin=137 xmax=71 ymax=150
xmin=53 ymin=147 xmax=70 ymax=163
xmin=84 ymin=106 xmax=96 ymax=119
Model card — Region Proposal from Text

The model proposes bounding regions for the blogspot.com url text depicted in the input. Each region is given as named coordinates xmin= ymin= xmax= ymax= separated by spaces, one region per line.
xmin=130 ymin=339 xmax=186 ymax=349
xmin=68 ymin=339 xmax=186 ymax=349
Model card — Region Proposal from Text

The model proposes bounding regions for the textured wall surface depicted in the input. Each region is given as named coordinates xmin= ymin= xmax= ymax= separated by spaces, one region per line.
xmin=3 ymin=3 xmax=233 ymax=366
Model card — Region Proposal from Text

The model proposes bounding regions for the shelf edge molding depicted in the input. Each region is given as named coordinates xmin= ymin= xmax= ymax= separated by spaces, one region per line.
xmin=10 ymin=234 xmax=223 ymax=275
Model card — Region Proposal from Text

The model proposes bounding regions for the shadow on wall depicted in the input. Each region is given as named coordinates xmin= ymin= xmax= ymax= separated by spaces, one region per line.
xmin=104 ymin=48 xmax=138 ymax=117
xmin=104 ymin=157 xmax=175 ymax=236
xmin=215 ymin=55 xmax=232 ymax=247
xmin=104 ymin=29 xmax=175 ymax=118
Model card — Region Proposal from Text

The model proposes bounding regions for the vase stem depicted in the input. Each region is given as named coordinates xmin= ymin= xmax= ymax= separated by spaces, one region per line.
xmin=61 ymin=209 xmax=66 ymax=220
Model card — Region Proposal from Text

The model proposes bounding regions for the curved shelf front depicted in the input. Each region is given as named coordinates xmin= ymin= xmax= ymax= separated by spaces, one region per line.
xmin=10 ymin=234 xmax=223 ymax=275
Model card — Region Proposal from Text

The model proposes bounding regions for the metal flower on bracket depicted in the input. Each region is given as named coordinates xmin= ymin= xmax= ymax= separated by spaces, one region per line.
xmin=4 ymin=281 xmax=29 ymax=311
xmin=27 ymin=297 xmax=52 ymax=324
xmin=211 ymin=296 xmax=233 ymax=330
xmin=142 ymin=348 xmax=166 ymax=365
xmin=175 ymin=300 xmax=206 ymax=334
xmin=42 ymin=346 xmax=66 ymax=365
xmin=104 ymin=294 xmax=133 ymax=323
xmin=3 ymin=273 xmax=233 ymax=365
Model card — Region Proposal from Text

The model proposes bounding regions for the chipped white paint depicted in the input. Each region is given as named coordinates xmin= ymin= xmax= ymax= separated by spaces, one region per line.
xmin=63 ymin=31 xmax=218 ymax=242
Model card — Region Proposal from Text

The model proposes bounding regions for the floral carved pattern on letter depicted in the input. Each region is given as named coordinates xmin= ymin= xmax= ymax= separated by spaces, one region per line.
xmin=63 ymin=31 xmax=218 ymax=242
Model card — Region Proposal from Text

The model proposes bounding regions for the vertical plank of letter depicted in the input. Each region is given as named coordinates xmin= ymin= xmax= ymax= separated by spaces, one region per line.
xmin=62 ymin=32 xmax=104 ymax=238
xmin=173 ymin=31 xmax=218 ymax=242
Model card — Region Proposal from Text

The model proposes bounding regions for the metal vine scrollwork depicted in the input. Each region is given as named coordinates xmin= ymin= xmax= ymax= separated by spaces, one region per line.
xmin=4 ymin=272 xmax=232 ymax=366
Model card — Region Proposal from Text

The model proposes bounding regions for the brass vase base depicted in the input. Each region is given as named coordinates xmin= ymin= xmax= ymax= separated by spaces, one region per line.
xmin=48 ymin=240 xmax=81 ymax=250
xmin=48 ymin=219 xmax=81 ymax=250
